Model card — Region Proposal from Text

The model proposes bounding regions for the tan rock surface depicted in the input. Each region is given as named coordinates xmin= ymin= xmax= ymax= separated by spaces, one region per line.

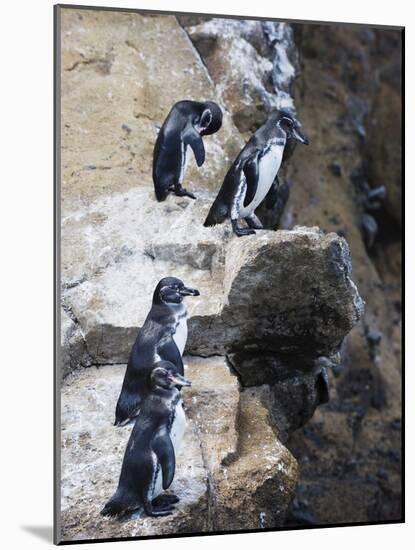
xmin=60 ymin=8 xmax=243 ymax=214
xmin=189 ymin=378 xmax=298 ymax=530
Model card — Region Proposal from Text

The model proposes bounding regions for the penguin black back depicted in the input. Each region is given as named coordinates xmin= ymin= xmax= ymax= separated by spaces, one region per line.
xmin=153 ymin=100 xmax=222 ymax=201
xmin=114 ymin=277 xmax=199 ymax=426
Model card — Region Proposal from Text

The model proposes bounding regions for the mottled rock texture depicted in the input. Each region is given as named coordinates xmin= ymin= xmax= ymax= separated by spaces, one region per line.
xmin=60 ymin=363 xmax=209 ymax=541
xmin=58 ymin=6 xmax=401 ymax=540
xmin=183 ymin=19 xmax=297 ymax=136
xmin=186 ymin=358 xmax=298 ymax=531
xmin=60 ymin=9 xmax=243 ymax=214
xmin=283 ymin=23 xmax=402 ymax=525
xmin=60 ymin=358 xmax=297 ymax=542
xmin=60 ymin=307 xmax=91 ymax=379
xmin=179 ymin=17 xmax=402 ymax=525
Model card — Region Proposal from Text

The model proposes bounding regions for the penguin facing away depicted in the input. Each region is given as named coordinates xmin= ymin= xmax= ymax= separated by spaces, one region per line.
xmin=153 ymin=100 xmax=223 ymax=201
xmin=114 ymin=277 xmax=200 ymax=427
xmin=204 ymin=110 xmax=309 ymax=236
xmin=102 ymin=363 xmax=192 ymax=518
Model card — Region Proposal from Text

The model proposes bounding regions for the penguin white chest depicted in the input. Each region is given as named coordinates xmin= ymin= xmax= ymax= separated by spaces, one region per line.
xmin=170 ymin=399 xmax=187 ymax=451
xmin=239 ymin=144 xmax=284 ymax=217
xmin=153 ymin=400 xmax=186 ymax=498
xmin=179 ymin=143 xmax=189 ymax=185
xmin=173 ymin=308 xmax=188 ymax=356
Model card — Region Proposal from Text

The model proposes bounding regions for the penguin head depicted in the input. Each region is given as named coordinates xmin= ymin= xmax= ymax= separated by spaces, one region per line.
xmin=276 ymin=111 xmax=309 ymax=145
xmin=151 ymin=362 xmax=192 ymax=389
xmin=196 ymin=101 xmax=223 ymax=136
xmin=153 ymin=277 xmax=200 ymax=305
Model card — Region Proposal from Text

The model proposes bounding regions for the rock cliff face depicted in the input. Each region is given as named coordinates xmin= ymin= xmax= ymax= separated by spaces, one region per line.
xmin=179 ymin=16 xmax=402 ymax=525
xmin=58 ymin=7 xmax=401 ymax=541
xmin=61 ymin=358 xmax=299 ymax=541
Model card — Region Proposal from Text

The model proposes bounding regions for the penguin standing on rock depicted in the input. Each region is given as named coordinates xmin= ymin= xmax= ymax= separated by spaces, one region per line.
xmin=204 ymin=110 xmax=309 ymax=236
xmin=102 ymin=363 xmax=192 ymax=518
xmin=114 ymin=277 xmax=200 ymax=426
xmin=153 ymin=100 xmax=223 ymax=201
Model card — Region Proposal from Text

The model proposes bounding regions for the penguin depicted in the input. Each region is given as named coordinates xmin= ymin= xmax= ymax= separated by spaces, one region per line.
xmin=114 ymin=277 xmax=199 ymax=426
xmin=153 ymin=100 xmax=223 ymax=201
xmin=204 ymin=110 xmax=309 ymax=236
xmin=102 ymin=363 xmax=191 ymax=518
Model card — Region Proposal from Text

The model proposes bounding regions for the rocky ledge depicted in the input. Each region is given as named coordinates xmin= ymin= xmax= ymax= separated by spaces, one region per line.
xmin=60 ymin=358 xmax=298 ymax=541
xmin=59 ymin=190 xmax=363 ymax=538
xmin=61 ymin=185 xmax=364 ymax=445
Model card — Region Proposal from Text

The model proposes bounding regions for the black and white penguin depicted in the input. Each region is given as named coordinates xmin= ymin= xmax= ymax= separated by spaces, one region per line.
xmin=153 ymin=100 xmax=223 ymax=201
xmin=114 ymin=277 xmax=199 ymax=426
xmin=204 ymin=110 xmax=309 ymax=236
xmin=102 ymin=363 xmax=191 ymax=518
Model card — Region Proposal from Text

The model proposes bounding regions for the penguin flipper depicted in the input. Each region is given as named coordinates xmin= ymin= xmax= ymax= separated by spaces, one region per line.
xmin=114 ymin=389 xmax=141 ymax=426
xmin=182 ymin=124 xmax=205 ymax=167
xmin=204 ymin=199 xmax=228 ymax=226
xmin=265 ymin=176 xmax=280 ymax=210
xmin=157 ymin=338 xmax=184 ymax=376
xmin=153 ymin=431 xmax=175 ymax=490
xmin=242 ymin=152 xmax=260 ymax=207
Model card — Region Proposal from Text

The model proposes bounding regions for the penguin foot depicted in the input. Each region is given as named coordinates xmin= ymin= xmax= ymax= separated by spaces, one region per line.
xmin=101 ymin=502 xmax=137 ymax=519
xmin=233 ymin=226 xmax=256 ymax=237
xmin=231 ymin=219 xmax=256 ymax=237
xmin=236 ymin=229 xmax=256 ymax=237
xmin=144 ymin=496 xmax=176 ymax=517
xmin=174 ymin=186 xmax=196 ymax=199
xmin=148 ymin=505 xmax=176 ymax=517
xmin=245 ymin=214 xmax=264 ymax=230
xmin=153 ymin=494 xmax=179 ymax=506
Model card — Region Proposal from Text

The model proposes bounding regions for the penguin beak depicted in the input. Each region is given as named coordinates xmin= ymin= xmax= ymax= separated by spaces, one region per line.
xmin=292 ymin=126 xmax=309 ymax=145
xmin=179 ymin=286 xmax=200 ymax=297
xmin=170 ymin=372 xmax=192 ymax=387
